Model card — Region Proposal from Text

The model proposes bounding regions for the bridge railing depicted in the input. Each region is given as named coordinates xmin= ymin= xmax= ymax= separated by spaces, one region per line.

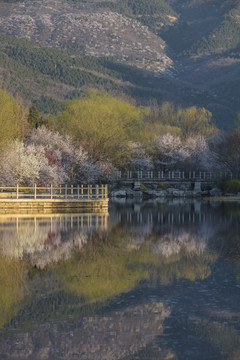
xmin=0 ymin=184 xmax=108 ymax=201
xmin=116 ymin=171 xmax=237 ymax=181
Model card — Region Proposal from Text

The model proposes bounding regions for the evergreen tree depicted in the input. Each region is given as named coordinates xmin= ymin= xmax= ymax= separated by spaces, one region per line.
xmin=27 ymin=104 xmax=39 ymax=128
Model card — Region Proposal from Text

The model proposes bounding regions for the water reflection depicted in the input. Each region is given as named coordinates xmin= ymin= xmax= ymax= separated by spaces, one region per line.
xmin=0 ymin=213 xmax=108 ymax=267
xmin=0 ymin=200 xmax=239 ymax=359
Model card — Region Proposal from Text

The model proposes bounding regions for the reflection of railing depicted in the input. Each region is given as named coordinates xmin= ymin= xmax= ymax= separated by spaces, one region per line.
xmin=117 ymin=171 xmax=238 ymax=181
xmin=0 ymin=213 xmax=109 ymax=232
xmin=0 ymin=184 xmax=108 ymax=200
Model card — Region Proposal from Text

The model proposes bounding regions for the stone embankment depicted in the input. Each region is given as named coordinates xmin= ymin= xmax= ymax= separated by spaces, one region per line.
xmin=110 ymin=181 xmax=223 ymax=199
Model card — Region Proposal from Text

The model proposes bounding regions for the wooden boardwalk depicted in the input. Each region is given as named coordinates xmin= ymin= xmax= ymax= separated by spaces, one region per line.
xmin=0 ymin=184 xmax=108 ymax=211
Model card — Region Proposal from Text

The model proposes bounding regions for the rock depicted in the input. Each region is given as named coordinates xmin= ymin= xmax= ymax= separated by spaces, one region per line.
xmin=209 ymin=188 xmax=222 ymax=197
xmin=133 ymin=190 xmax=143 ymax=198
xmin=111 ymin=190 xmax=127 ymax=198
xmin=133 ymin=181 xmax=141 ymax=190
xmin=166 ymin=188 xmax=179 ymax=195
xmin=185 ymin=191 xmax=195 ymax=197
xmin=142 ymin=190 xmax=166 ymax=198
xmin=194 ymin=182 xmax=201 ymax=192
xmin=155 ymin=191 xmax=166 ymax=197
xmin=172 ymin=190 xmax=185 ymax=197
xmin=126 ymin=188 xmax=135 ymax=197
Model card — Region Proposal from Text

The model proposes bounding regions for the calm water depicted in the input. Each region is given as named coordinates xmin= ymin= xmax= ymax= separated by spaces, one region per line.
xmin=0 ymin=199 xmax=240 ymax=360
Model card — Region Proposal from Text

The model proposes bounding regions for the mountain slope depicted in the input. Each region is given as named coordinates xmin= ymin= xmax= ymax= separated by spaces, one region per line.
xmin=0 ymin=0 xmax=239 ymax=129
xmin=0 ymin=0 xmax=172 ymax=73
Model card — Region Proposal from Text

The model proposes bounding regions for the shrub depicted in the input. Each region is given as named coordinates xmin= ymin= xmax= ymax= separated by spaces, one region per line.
xmin=157 ymin=183 xmax=167 ymax=190
xmin=224 ymin=180 xmax=240 ymax=194
xmin=140 ymin=183 xmax=147 ymax=191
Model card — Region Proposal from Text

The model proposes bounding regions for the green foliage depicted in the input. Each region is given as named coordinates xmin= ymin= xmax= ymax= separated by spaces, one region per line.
xmin=188 ymin=15 xmax=240 ymax=56
xmin=54 ymin=90 xmax=148 ymax=166
xmin=140 ymin=183 xmax=147 ymax=191
xmin=27 ymin=104 xmax=39 ymax=128
xmin=0 ymin=88 xmax=28 ymax=149
xmin=157 ymin=182 xmax=167 ymax=189
xmin=224 ymin=180 xmax=240 ymax=195
xmin=33 ymin=96 xmax=60 ymax=114
xmin=3 ymin=44 xmax=118 ymax=88
xmin=0 ymin=33 xmax=128 ymax=111
xmin=159 ymin=102 xmax=217 ymax=137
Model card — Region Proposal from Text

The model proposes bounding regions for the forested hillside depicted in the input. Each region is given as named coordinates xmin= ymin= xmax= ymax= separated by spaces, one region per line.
xmin=0 ymin=0 xmax=239 ymax=128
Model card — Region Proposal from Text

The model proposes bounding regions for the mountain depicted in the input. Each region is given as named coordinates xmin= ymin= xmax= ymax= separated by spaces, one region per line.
xmin=0 ymin=0 xmax=239 ymax=129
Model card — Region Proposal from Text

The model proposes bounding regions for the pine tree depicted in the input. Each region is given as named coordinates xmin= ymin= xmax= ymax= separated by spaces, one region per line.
xmin=27 ymin=104 xmax=39 ymax=128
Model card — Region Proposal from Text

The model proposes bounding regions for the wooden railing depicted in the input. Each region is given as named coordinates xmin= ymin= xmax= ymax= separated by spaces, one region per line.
xmin=0 ymin=184 xmax=108 ymax=201
xmin=116 ymin=171 xmax=239 ymax=181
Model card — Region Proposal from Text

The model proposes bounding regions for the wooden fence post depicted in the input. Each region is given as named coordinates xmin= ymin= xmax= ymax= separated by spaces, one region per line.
xmin=96 ymin=184 xmax=99 ymax=199
xmin=105 ymin=184 xmax=108 ymax=199
xmin=34 ymin=184 xmax=36 ymax=200
xmin=65 ymin=184 xmax=67 ymax=199
xmin=77 ymin=185 xmax=80 ymax=199
xmin=16 ymin=184 xmax=19 ymax=200
xmin=51 ymin=184 xmax=53 ymax=199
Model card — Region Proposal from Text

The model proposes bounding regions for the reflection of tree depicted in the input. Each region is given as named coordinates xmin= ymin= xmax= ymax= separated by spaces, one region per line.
xmin=0 ymin=255 xmax=28 ymax=329
xmin=0 ymin=223 xmax=87 ymax=268
xmin=55 ymin=226 xmax=217 ymax=303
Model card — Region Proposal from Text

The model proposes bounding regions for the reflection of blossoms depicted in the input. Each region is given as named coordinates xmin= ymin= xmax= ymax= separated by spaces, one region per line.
xmin=154 ymin=234 xmax=207 ymax=257
xmin=0 ymin=222 xmax=87 ymax=268
xmin=31 ymin=232 xmax=87 ymax=269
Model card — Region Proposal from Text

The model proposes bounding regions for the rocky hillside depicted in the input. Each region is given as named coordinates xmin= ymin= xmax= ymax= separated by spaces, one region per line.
xmin=0 ymin=0 xmax=172 ymax=73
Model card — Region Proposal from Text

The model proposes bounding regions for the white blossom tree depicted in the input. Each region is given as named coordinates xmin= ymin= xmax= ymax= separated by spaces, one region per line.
xmin=150 ymin=133 xmax=212 ymax=171
xmin=0 ymin=140 xmax=48 ymax=186
xmin=150 ymin=134 xmax=188 ymax=169
xmin=127 ymin=142 xmax=153 ymax=171
xmin=28 ymin=127 xmax=108 ymax=184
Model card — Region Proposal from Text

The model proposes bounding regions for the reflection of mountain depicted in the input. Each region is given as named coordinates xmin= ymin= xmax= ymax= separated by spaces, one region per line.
xmin=0 ymin=301 xmax=171 ymax=360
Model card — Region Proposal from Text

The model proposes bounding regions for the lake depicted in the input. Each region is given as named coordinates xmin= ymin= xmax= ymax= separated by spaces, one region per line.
xmin=0 ymin=199 xmax=240 ymax=359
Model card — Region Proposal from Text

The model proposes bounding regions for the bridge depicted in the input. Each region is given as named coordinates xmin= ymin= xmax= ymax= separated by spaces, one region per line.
xmin=116 ymin=170 xmax=237 ymax=183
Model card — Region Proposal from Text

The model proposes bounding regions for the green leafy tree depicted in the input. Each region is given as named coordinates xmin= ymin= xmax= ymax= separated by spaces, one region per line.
xmin=159 ymin=102 xmax=217 ymax=138
xmin=0 ymin=88 xmax=27 ymax=150
xmin=54 ymin=90 xmax=148 ymax=167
